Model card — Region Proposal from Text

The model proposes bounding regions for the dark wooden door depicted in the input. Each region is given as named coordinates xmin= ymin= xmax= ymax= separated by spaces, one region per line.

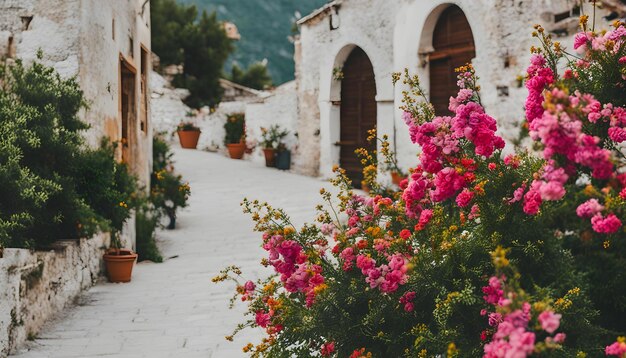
xmin=339 ymin=47 xmax=377 ymax=188
xmin=429 ymin=5 xmax=475 ymax=115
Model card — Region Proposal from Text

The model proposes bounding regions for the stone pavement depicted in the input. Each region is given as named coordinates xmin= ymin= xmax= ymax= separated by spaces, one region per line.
xmin=12 ymin=147 xmax=332 ymax=358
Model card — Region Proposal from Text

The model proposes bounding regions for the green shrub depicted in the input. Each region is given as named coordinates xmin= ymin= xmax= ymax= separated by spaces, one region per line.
xmin=150 ymin=134 xmax=190 ymax=228
xmin=0 ymin=55 xmax=137 ymax=249
xmin=223 ymin=113 xmax=245 ymax=145
xmin=135 ymin=200 xmax=163 ymax=263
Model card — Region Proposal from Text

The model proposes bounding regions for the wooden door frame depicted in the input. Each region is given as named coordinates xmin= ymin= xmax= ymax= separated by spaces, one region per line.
xmin=119 ymin=53 xmax=137 ymax=167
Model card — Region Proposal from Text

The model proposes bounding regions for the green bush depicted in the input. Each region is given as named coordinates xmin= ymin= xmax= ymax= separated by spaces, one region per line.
xmin=150 ymin=134 xmax=190 ymax=228
xmin=0 ymin=55 xmax=136 ymax=249
xmin=224 ymin=113 xmax=245 ymax=145
xmin=135 ymin=200 xmax=163 ymax=263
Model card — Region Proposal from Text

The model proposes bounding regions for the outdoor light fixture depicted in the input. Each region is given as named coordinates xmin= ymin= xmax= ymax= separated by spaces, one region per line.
xmin=329 ymin=6 xmax=340 ymax=30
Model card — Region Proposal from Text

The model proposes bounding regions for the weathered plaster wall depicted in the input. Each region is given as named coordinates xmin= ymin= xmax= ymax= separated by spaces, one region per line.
xmin=0 ymin=234 xmax=109 ymax=357
xmin=245 ymin=81 xmax=299 ymax=167
xmin=298 ymin=0 xmax=614 ymax=176
xmin=78 ymin=0 xmax=152 ymax=189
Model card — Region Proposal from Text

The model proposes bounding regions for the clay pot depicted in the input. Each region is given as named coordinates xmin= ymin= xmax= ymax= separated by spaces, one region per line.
xmin=177 ymin=130 xmax=201 ymax=149
xmin=103 ymin=249 xmax=137 ymax=283
xmin=227 ymin=142 xmax=246 ymax=159
xmin=391 ymin=171 xmax=404 ymax=186
xmin=262 ymin=148 xmax=276 ymax=167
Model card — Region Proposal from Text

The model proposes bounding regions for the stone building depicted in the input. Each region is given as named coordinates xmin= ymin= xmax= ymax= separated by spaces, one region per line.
xmin=0 ymin=1 xmax=153 ymax=354
xmin=0 ymin=0 xmax=153 ymax=187
xmin=294 ymin=0 xmax=620 ymax=183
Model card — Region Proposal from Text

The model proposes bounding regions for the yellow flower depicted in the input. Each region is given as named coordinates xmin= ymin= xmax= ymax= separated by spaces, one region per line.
xmin=491 ymin=246 xmax=510 ymax=268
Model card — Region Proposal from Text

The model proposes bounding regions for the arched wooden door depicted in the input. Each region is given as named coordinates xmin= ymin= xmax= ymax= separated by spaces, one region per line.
xmin=429 ymin=5 xmax=475 ymax=115
xmin=339 ymin=47 xmax=377 ymax=188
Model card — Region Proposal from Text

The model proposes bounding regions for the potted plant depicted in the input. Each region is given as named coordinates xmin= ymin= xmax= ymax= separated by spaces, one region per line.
xmin=275 ymin=142 xmax=291 ymax=170
xmin=103 ymin=233 xmax=138 ymax=283
xmin=224 ymin=113 xmax=246 ymax=159
xmin=176 ymin=121 xmax=201 ymax=149
xmin=260 ymin=125 xmax=289 ymax=167
xmin=100 ymin=158 xmax=139 ymax=283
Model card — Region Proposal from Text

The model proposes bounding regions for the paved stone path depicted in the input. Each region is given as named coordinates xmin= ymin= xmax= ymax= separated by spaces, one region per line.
xmin=13 ymin=147 xmax=332 ymax=358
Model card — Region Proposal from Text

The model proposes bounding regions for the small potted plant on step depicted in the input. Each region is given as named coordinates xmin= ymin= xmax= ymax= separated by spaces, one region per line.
xmin=224 ymin=113 xmax=246 ymax=159
xmin=103 ymin=232 xmax=138 ymax=283
xmin=260 ymin=125 xmax=289 ymax=167
xmin=176 ymin=121 xmax=201 ymax=149
xmin=275 ymin=142 xmax=291 ymax=170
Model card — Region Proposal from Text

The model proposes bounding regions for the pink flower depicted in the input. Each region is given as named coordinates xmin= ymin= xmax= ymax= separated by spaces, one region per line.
xmin=348 ymin=215 xmax=360 ymax=227
xmin=432 ymin=167 xmax=466 ymax=202
xmin=606 ymin=339 xmax=626 ymax=356
xmin=321 ymin=341 xmax=336 ymax=357
xmin=417 ymin=209 xmax=433 ymax=229
xmin=399 ymin=291 xmax=416 ymax=312
xmin=356 ymin=254 xmax=376 ymax=275
xmin=255 ymin=310 xmax=271 ymax=328
xmin=591 ymin=213 xmax=622 ymax=234
xmin=340 ymin=247 xmax=356 ymax=271
xmin=553 ymin=333 xmax=566 ymax=344
xmin=576 ymin=198 xmax=605 ymax=218
xmin=538 ymin=310 xmax=561 ymax=334
xmin=522 ymin=187 xmax=542 ymax=215
xmin=574 ymin=31 xmax=591 ymax=50
xmin=244 ymin=280 xmax=256 ymax=292
xmin=609 ymin=127 xmax=626 ymax=143
xmin=509 ymin=184 xmax=527 ymax=204
xmin=468 ymin=204 xmax=481 ymax=220
xmin=455 ymin=188 xmax=474 ymax=207
xmin=482 ymin=276 xmax=504 ymax=305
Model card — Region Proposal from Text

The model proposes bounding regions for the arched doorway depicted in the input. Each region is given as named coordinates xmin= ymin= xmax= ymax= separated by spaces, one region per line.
xmin=429 ymin=5 xmax=475 ymax=115
xmin=338 ymin=47 xmax=377 ymax=188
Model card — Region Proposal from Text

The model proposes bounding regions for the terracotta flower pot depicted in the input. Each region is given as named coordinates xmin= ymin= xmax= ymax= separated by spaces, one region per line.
xmin=103 ymin=249 xmax=138 ymax=283
xmin=227 ymin=142 xmax=246 ymax=159
xmin=262 ymin=148 xmax=276 ymax=167
xmin=177 ymin=130 xmax=201 ymax=149
xmin=361 ymin=180 xmax=370 ymax=193
xmin=391 ymin=171 xmax=404 ymax=186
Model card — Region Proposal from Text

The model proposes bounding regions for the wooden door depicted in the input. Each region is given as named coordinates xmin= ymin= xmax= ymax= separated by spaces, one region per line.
xmin=429 ymin=5 xmax=475 ymax=115
xmin=121 ymin=62 xmax=136 ymax=166
xmin=339 ymin=47 xmax=377 ymax=188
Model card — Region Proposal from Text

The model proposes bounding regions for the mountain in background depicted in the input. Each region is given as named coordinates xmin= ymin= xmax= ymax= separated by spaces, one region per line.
xmin=178 ymin=0 xmax=328 ymax=85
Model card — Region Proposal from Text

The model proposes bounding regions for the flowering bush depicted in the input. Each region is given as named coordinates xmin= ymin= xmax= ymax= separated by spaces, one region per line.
xmin=216 ymin=17 xmax=626 ymax=357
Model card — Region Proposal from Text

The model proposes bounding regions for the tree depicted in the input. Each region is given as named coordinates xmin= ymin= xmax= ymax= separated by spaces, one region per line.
xmin=229 ymin=62 xmax=273 ymax=90
xmin=151 ymin=0 xmax=234 ymax=108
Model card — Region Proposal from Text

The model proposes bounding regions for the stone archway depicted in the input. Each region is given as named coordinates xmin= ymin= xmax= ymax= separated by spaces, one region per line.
xmin=428 ymin=5 xmax=475 ymax=115
xmin=338 ymin=47 xmax=377 ymax=187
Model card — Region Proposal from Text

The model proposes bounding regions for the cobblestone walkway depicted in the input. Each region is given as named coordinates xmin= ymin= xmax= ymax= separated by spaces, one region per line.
xmin=13 ymin=147 xmax=331 ymax=358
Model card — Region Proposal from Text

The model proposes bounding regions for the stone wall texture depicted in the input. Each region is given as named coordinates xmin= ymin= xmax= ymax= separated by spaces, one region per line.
xmin=0 ymin=234 xmax=109 ymax=357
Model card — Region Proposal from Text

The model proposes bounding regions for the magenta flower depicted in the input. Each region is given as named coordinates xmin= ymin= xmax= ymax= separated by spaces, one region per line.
xmin=538 ymin=310 xmax=561 ymax=334
xmin=591 ymin=214 xmax=622 ymax=234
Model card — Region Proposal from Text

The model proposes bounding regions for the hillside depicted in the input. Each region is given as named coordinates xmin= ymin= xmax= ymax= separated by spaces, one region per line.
xmin=178 ymin=0 xmax=328 ymax=85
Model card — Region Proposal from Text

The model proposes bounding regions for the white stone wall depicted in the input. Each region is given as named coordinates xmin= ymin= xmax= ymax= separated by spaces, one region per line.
xmin=297 ymin=0 xmax=614 ymax=177
xmin=245 ymin=81 xmax=299 ymax=167
xmin=0 ymin=234 xmax=109 ymax=356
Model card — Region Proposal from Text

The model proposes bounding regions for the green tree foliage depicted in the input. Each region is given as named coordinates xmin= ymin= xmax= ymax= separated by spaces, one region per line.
xmin=151 ymin=0 xmax=234 ymax=108
xmin=230 ymin=62 xmax=273 ymax=90
xmin=0 ymin=56 xmax=136 ymax=249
